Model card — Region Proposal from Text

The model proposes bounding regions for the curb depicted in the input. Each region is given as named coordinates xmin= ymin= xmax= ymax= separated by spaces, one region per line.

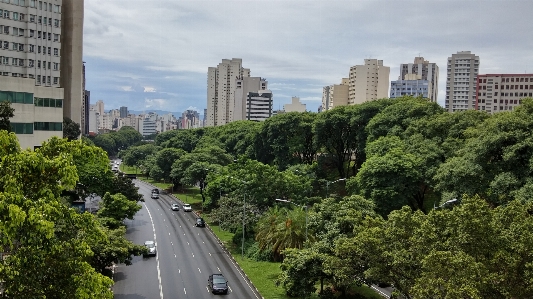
xmin=137 ymin=180 xmax=264 ymax=299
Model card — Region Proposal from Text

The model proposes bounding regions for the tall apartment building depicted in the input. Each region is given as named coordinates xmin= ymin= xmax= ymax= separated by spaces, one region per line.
xmin=94 ymin=99 xmax=104 ymax=115
xmin=476 ymin=74 xmax=533 ymax=114
xmin=234 ymin=76 xmax=268 ymax=121
xmin=398 ymin=57 xmax=439 ymax=102
xmin=348 ymin=59 xmax=390 ymax=105
xmin=322 ymin=78 xmax=349 ymax=111
xmin=390 ymin=74 xmax=430 ymax=99
xmin=82 ymin=89 xmax=89 ymax=135
xmin=0 ymin=0 xmax=83 ymax=149
xmin=206 ymin=58 xmax=250 ymax=127
xmin=445 ymin=51 xmax=479 ymax=112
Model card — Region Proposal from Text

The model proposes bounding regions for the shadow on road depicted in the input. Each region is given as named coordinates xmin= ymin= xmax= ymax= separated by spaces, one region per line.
xmin=113 ymin=271 xmax=127 ymax=282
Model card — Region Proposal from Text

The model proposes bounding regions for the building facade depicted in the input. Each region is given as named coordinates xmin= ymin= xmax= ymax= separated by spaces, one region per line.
xmin=234 ymin=76 xmax=268 ymax=121
xmin=284 ymin=96 xmax=306 ymax=112
xmin=390 ymin=75 xmax=430 ymax=99
xmin=246 ymin=90 xmax=272 ymax=122
xmin=399 ymin=57 xmax=439 ymax=102
xmin=475 ymin=74 xmax=533 ymax=114
xmin=322 ymin=78 xmax=349 ymax=111
xmin=206 ymin=58 xmax=250 ymax=127
xmin=445 ymin=51 xmax=479 ymax=112
xmin=348 ymin=59 xmax=390 ymax=105
xmin=119 ymin=106 xmax=127 ymax=118
xmin=0 ymin=0 xmax=83 ymax=148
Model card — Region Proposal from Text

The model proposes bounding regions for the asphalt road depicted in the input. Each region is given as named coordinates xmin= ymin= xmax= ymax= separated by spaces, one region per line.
xmin=112 ymin=180 xmax=262 ymax=299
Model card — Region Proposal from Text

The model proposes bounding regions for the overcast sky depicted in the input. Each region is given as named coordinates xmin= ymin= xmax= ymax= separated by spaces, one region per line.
xmin=83 ymin=0 xmax=533 ymax=115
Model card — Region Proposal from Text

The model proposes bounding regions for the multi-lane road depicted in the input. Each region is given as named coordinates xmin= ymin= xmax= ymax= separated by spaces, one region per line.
xmin=112 ymin=180 xmax=262 ymax=299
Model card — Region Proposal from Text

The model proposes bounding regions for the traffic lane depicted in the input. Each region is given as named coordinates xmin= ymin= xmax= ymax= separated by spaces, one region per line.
xmin=137 ymin=181 xmax=260 ymax=298
xmin=146 ymin=197 xmax=218 ymax=298
xmin=153 ymin=196 xmax=260 ymax=298
xmin=112 ymin=203 xmax=162 ymax=299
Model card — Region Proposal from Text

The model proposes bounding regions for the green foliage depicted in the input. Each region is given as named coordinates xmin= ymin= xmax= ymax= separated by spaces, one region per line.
xmin=63 ymin=117 xmax=81 ymax=141
xmin=255 ymin=112 xmax=317 ymax=169
xmin=122 ymin=143 xmax=160 ymax=167
xmin=277 ymin=247 xmax=327 ymax=298
xmin=204 ymin=120 xmax=262 ymax=157
xmin=0 ymin=100 xmax=15 ymax=131
xmin=0 ymin=131 xmax=114 ymax=298
xmin=97 ymin=192 xmax=142 ymax=229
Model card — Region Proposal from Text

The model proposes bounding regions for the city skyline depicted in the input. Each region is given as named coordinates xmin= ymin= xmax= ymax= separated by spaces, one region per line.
xmin=83 ymin=1 xmax=533 ymax=113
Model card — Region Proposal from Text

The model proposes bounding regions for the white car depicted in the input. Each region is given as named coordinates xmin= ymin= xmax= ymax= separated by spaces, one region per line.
xmin=183 ymin=204 xmax=192 ymax=212
xmin=171 ymin=203 xmax=180 ymax=211
xmin=144 ymin=241 xmax=156 ymax=257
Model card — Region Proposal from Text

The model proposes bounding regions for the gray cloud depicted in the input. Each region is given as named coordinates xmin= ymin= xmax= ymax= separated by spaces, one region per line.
xmin=84 ymin=0 xmax=533 ymax=112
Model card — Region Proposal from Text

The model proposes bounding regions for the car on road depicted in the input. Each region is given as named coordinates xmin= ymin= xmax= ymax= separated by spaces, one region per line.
xmin=195 ymin=217 xmax=205 ymax=227
xmin=208 ymin=274 xmax=228 ymax=294
xmin=151 ymin=192 xmax=159 ymax=199
xmin=183 ymin=204 xmax=192 ymax=212
xmin=151 ymin=188 xmax=159 ymax=194
xmin=171 ymin=203 xmax=180 ymax=211
xmin=144 ymin=241 xmax=157 ymax=257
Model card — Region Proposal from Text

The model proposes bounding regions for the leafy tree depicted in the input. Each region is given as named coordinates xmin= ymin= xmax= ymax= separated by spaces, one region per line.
xmin=0 ymin=131 xmax=114 ymax=298
xmin=63 ymin=117 xmax=81 ymax=140
xmin=93 ymin=133 xmax=117 ymax=157
xmin=116 ymin=126 xmax=143 ymax=147
xmin=150 ymin=147 xmax=187 ymax=182
xmin=255 ymin=206 xmax=309 ymax=260
xmin=277 ymin=248 xmax=327 ymax=298
xmin=156 ymin=128 xmax=203 ymax=152
xmin=205 ymin=120 xmax=262 ymax=157
xmin=122 ymin=143 xmax=160 ymax=168
xmin=0 ymin=100 xmax=15 ymax=131
xmin=97 ymin=192 xmax=142 ymax=229
xmin=255 ymin=112 xmax=317 ymax=169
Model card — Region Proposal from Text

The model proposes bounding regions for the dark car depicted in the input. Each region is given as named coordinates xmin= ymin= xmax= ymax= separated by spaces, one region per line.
xmin=151 ymin=188 xmax=159 ymax=194
xmin=195 ymin=217 xmax=205 ymax=227
xmin=208 ymin=274 xmax=228 ymax=294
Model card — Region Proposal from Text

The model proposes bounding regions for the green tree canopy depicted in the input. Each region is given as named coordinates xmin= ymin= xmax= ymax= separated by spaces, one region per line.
xmin=63 ymin=117 xmax=81 ymax=141
xmin=0 ymin=100 xmax=15 ymax=132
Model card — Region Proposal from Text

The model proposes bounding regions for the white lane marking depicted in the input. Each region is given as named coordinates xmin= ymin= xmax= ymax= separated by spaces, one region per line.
xmin=144 ymin=203 xmax=164 ymax=299
xmin=217 ymin=267 xmax=220 ymax=272
xmin=179 ymin=269 xmax=181 ymax=274
xmin=174 ymin=254 xmax=176 ymax=258
xmin=168 ymin=232 xmax=170 ymax=236
xmin=206 ymin=286 xmax=209 ymax=292
xmin=371 ymin=285 xmax=390 ymax=298
xmin=209 ymin=253 xmax=212 ymax=257
xmin=198 ymin=268 xmax=201 ymax=273
xmin=205 ymin=228 xmax=260 ymax=299
xmin=192 ymin=253 xmax=195 ymax=258
xmin=187 ymin=242 xmax=190 ymax=246
xmin=229 ymin=286 xmax=232 ymax=293
xmin=184 ymin=288 xmax=186 ymax=295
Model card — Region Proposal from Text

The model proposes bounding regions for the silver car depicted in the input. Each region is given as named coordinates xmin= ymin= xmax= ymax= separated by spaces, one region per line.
xmin=183 ymin=204 xmax=192 ymax=212
xmin=144 ymin=241 xmax=156 ymax=257
xmin=171 ymin=203 xmax=180 ymax=211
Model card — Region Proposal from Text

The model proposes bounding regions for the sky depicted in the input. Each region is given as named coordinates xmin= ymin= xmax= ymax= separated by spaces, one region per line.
xmin=83 ymin=0 xmax=533 ymax=115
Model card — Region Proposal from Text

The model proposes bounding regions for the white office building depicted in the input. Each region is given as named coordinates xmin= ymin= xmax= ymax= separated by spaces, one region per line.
xmin=246 ymin=90 xmax=272 ymax=122
xmin=399 ymin=57 xmax=439 ymax=102
xmin=284 ymin=96 xmax=306 ymax=112
xmin=445 ymin=51 xmax=480 ymax=112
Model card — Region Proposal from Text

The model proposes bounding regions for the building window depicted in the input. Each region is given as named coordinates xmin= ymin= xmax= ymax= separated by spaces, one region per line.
xmin=38 ymin=31 xmax=41 ymax=38
xmin=47 ymin=76 xmax=50 ymax=84
xmin=29 ymin=59 xmax=34 ymax=67
xmin=13 ymin=12 xmax=18 ymax=21
xmin=38 ymin=16 xmax=42 ymax=24
xmin=47 ymin=61 xmax=50 ymax=69
xmin=30 ymin=29 xmax=34 ymax=37
xmin=0 ymin=91 xmax=34 ymax=104
xmin=37 ymin=60 xmax=40 ymax=68
xmin=47 ymin=32 xmax=51 ymax=40
xmin=3 ymin=41 xmax=7 ymax=49
xmin=54 ymin=19 xmax=59 ymax=27
xmin=53 ymin=48 xmax=58 ymax=56
xmin=3 ymin=10 xmax=9 ymax=19
xmin=37 ymin=45 xmax=41 ymax=53
xmin=29 ymin=14 xmax=35 ymax=22
xmin=53 ymin=62 xmax=58 ymax=70
xmin=54 ymin=4 xmax=60 ymax=13
xmin=18 ymin=43 xmax=23 ymax=51
xmin=34 ymin=122 xmax=62 ymax=131
xmin=11 ymin=123 xmax=34 ymax=134
xmin=53 ymin=33 xmax=58 ymax=42
xmin=3 ymin=26 xmax=9 ymax=34
xmin=43 ymin=17 xmax=47 ymax=25
xmin=47 ymin=47 xmax=50 ymax=55
xmin=30 ymin=0 xmax=35 ymax=7
xmin=53 ymin=77 xmax=58 ymax=85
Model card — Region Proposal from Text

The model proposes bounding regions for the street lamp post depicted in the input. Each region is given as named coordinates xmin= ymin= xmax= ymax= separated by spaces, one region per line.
xmin=434 ymin=198 xmax=458 ymax=209
xmin=275 ymin=199 xmax=308 ymax=246
xmin=326 ymin=178 xmax=346 ymax=198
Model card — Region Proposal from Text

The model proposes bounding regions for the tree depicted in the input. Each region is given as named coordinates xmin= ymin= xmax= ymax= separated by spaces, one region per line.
xmin=63 ymin=117 xmax=81 ymax=140
xmin=277 ymin=248 xmax=327 ymax=298
xmin=122 ymin=143 xmax=160 ymax=168
xmin=205 ymin=120 xmax=262 ymax=157
xmin=0 ymin=131 xmax=114 ymax=298
xmin=97 ymin=192 xmax=142 ymax=229
xmin=0 ymin=100 xmax=15 ymax=131
xmin=93 ymin=133 xmax=117 ymax=157
xmin=148 ymin=147 xmax=187 ymax=182
xmin=255 ymin=112 xmax=317 ymax=169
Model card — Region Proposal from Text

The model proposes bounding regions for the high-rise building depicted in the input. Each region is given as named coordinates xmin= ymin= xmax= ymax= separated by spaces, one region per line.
xmin=82 ymin=89 xmax=89 ymax=135
xmin=322 ymin=78 xmax=349 ymax=111
xmin=390 ymin=74 xmax=430 ymax=99
xmin=119 ymin=106 xmax=128 ymax=118
xmin=246 ymin=90 xmax=272 ymax=122
xmin=475 ymin=74 xmax=533 ymax=114
xmin=1 ymin=0 xmax=83 ymax=149
xmin=94 ymin=99 xmax=104 ymax=115
xmin=348 ymin=59 xmax=390 ymax=105
xmin=206 ymin=58 xmax=250 ymax=127
xmin=234 ymin=76 xmax=268 ymax=121
xmin=398 ymin=57 xmax=439 ymax=102
xmin=445 ymin=51 xmax=480 ymax=112
xmin=60 ymin=0 xmax=84 ymax=127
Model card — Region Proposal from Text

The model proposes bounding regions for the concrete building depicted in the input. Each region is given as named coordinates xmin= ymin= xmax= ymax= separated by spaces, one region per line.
xmin=206 ymin=58 xmax=250 ymax=127
xmin=88 ymin=109 xmax=99 ymax=134
xmin=94 ymin=99 xmax=104 ymax=115
xmin=322 ymin=78 xmax=349 ymax=111
xmin=284 ymin=96 xmax=306 ymax=112
xmin=246 ymin=90 xmax=272 ymax=122
xmin=475 ymin=74 xmax=533 ymax=114
xmin=234 ymin=76 xmax=268 ymax=121
xmin=390 ymin=74 xmax=430 ymax=99
xmin=119 ymin=106 xmax=128 ymax=118
xmin=399 ymin=57 xmax=439 ymax=102
xmin=60 ymin=0 xmax=83 ymax=128
xmin=181 ymin=109 xmax=200 ymax=129
xmin=142 ymin=112 xmax=158 ymax=136
xmin=348 ymin=59 xmax=390 ymax=105
xmin=82 ymin=89 xmax=89 ymax=135
xmin=445 ymin=51 xmax=480 ymax=112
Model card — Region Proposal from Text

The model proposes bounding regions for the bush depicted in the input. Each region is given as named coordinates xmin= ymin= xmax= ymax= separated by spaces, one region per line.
xmin=246 ymin=242 xmax=274 ymax=262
